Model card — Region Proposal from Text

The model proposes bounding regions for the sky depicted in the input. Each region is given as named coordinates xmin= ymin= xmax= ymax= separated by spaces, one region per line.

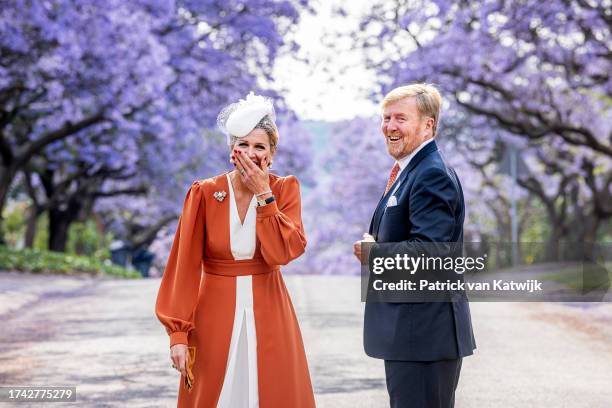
xmin=273 ymin=1 xmax=379 ymax=122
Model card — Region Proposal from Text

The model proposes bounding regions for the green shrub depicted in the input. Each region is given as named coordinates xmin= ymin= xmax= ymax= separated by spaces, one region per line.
xmin=2 ymin=202 xmax=27 ymax=248
xmin=67 ymin=218 xmax=113 ymax=258
xmin=0 ymin=245 xmax=141 ymax=279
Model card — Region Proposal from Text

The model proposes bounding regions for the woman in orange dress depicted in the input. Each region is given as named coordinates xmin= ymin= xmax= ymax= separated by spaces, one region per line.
xmin=155 ymin=93 xmax=316 ymax=407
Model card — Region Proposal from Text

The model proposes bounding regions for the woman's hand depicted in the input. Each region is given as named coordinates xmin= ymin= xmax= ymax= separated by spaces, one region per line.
xmin=233 ymin=149 xmax=272 ymax=196
xmin=170 ymin=344 xmax=190 ymax=377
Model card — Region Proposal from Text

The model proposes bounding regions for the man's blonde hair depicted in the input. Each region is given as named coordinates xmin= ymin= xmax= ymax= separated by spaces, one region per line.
xmin=381 ymin=83 xmax=442 ymax=137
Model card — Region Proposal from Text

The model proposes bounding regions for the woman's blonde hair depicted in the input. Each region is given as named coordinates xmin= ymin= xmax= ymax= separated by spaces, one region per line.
xmin=381 ymin=83 xmax=442 ymax=137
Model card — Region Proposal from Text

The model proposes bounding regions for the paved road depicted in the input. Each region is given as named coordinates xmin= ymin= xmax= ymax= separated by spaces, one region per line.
xmin=1 ymin=271 xmax=611 ymax=407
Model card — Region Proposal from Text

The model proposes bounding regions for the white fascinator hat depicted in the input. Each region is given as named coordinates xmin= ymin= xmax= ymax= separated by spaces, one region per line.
xmin=217 ymin=92 xmax=276 ymax=145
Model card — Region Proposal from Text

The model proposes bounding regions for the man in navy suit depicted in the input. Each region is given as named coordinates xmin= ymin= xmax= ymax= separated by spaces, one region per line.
xmin=354 ymin=84 xmax=476 ymax=407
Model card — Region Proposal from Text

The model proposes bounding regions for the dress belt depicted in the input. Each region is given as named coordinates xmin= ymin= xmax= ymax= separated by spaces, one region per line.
xmin=203 ymin=258 xmax=278 ymax=277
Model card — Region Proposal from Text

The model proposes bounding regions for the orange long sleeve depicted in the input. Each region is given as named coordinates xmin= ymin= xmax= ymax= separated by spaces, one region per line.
xmin=155 ymin=181 xmax=205 ymax=348
xmin=255 ymin=175 xmax=307 ymax=266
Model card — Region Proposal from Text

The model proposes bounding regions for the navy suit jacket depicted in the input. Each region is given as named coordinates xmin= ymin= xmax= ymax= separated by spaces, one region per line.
xmin=364 ymin=140 xmax=476 ymax=361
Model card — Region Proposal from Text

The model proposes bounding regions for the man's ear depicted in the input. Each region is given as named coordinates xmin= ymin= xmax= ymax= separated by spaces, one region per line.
xmin=425 ymin=117 xmax=435 ymax=136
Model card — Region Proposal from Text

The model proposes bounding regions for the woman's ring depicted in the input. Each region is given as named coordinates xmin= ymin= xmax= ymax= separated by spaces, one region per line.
xmin=239 ymin=168 xmax=245 ymax=175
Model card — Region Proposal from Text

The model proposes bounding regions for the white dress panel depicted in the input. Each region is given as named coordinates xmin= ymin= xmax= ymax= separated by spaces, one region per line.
xmin=216 ymin=174 xmax=259 ymax=408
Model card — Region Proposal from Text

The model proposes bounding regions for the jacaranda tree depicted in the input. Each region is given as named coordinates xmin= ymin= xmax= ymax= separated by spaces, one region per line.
xmin=356 ymin=0 xmax=611 ymax=250
xmin=0 ymin=0 xmax=310 ymax=249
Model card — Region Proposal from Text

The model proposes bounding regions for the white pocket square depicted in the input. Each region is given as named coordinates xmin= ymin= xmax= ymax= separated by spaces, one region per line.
xmin=386 ymin=196 xmax=398 ymax=207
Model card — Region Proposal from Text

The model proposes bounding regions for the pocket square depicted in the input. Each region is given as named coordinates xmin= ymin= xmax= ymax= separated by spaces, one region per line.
xmin=386 ymin=196 xmax=398 ymax=207
xmin=183 ymin=346 xmax=196 ymax=392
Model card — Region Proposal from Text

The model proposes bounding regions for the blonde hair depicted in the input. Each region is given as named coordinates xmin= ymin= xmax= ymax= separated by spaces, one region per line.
xmin=381 ymin=83 xmax=442 ymax=137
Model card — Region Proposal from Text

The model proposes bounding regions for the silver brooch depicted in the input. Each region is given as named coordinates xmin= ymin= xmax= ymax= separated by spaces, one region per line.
xmin=213 ymin=191 xmax=227 ymax=202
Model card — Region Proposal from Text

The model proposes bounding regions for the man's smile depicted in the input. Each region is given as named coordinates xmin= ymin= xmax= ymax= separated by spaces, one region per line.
xmin=387 ymin=134 xmax=402 ymax=144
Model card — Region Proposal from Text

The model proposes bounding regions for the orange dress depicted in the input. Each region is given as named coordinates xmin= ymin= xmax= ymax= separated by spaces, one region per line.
xmin=155 ymin=172 xmax=316 ymax=408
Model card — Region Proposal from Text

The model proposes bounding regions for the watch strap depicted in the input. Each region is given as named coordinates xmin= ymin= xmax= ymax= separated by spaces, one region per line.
xmin=257 ymin=195 xmax=276 ymax=207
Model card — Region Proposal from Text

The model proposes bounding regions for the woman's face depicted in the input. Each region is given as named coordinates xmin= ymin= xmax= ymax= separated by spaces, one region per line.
xmin=231 ymin=128 xmax=273 ymax=169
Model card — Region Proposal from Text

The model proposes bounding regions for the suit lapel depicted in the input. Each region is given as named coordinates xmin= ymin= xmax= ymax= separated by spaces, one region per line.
xmin=402 ymin=139 xmax=438 ymax=177
xmin=369 ymin=140 xmax=439 ymax=238
xmin=370 ymin=165 xmax=410 ymax=237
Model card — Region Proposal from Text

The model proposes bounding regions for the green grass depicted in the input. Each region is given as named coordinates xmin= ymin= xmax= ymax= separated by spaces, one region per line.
xmin=0 ymin=245 xmax=141 ymax=279
xmin=537 ymin=262 xmax=612 ymax=291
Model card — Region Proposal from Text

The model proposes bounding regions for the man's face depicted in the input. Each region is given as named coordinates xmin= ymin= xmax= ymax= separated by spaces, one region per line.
xmin=381 ymin=97 xmax=433 ymax=160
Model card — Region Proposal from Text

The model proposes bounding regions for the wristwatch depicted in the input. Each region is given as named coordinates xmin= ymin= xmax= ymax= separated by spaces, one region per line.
xmin=257 ymin=195 xmax=276 ymax=207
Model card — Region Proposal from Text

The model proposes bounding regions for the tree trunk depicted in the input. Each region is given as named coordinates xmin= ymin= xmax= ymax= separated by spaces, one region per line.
xmin=578 ymin=215 xmax=601 ymax=262
xmin=23 ymin=204 xmax=39 ymax=248
xmin=0 ymin=164 xmax=19 ymax=244
xmin=48 ymin=208 xmax=71 ymax=252
xmin=47 ymin=199 xmax=82 ymax=252
xmin=544 ymin=224 xmax=565 ymax=263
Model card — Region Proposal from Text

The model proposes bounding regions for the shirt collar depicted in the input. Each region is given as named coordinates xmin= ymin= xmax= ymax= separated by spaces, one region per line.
xmin=396 ymin=138 xmax=435 ymax=171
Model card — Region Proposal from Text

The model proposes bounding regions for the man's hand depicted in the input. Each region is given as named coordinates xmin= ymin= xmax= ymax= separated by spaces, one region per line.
xmin=353 ymin=233 xmax=375 ymax=264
